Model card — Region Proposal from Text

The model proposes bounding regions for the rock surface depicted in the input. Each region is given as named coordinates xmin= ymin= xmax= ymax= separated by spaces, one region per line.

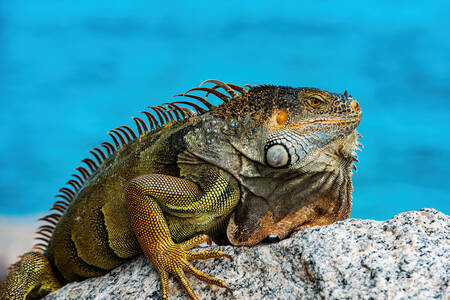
xmin=45 ymin=208 xmax=449 ymax=299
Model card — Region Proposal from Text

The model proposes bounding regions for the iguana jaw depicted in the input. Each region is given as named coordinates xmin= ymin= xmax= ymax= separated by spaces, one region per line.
xmin=290 ymin=116 xmax=361 ymax=129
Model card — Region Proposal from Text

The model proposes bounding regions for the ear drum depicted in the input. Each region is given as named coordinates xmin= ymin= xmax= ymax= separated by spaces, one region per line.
xmin=276 ymin=110 xmax=288 ymax=126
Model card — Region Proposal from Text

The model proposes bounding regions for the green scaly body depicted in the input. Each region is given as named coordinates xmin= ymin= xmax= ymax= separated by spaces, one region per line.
xmin=0 ymin=80 xmax=362 ymax=299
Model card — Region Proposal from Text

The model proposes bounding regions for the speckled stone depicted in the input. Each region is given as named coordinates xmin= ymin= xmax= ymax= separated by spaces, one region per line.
xmin=44 ymin=208 xmax=449 ymax=299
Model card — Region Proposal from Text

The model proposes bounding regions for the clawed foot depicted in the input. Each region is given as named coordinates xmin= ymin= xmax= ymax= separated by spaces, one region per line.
xmin=149 ymin=234 xmax=232 ymax=300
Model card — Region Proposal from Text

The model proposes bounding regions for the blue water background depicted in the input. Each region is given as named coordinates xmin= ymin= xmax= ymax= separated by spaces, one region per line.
xmin=0 ymin=1 xmax=449 ymax=220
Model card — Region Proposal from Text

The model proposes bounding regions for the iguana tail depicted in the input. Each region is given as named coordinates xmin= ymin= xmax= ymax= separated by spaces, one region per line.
xmin=0 ymin=252 xmax=61 ymax=300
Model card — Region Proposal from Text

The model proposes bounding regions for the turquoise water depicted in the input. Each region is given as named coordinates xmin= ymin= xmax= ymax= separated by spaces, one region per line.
xmin=0 ymin=1 xmax=449 ymax=220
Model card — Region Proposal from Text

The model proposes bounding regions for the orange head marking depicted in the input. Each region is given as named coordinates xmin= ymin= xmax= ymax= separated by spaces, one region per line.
xmin=276 ymin=110 xmax=288 ymax=126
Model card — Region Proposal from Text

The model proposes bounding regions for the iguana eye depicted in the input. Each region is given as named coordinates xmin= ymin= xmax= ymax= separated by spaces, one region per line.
xmin=265 ymin=144 xmax=290 ymax=168
xmin=307 ymin=97 xmax=324 ymax=108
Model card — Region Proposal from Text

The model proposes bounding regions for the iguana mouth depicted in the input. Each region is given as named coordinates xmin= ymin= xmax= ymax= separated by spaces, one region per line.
xmin=290 ymin=116 xmax=361 ymax=129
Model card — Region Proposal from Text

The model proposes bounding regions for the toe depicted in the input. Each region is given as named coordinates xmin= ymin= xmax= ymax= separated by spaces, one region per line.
xmin=187 ymin=250 xmax=232 ymax=261
xmin=183 ymin=262 xmax=232 ymax=294
xmin=175 ymin=268 xmax=199 ymax=300
xmin=157 ymin=270 xmax=169 ymax=300
xmin=179 ymin=234 xmax=212 ymax=251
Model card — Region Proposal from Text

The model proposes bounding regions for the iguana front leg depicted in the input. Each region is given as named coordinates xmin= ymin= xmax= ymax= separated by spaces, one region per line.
xmin=125 ymin=168 xmax=239 ymax=300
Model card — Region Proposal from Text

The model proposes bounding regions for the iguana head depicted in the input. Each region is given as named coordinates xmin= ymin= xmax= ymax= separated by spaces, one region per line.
xmin=184 ymin=82 xmax=362 ymax=246
xmin=266 ymin=88 xmax=360 ymax=168
xmin=211 ymin=85 xmax=361 ymax=171
xmin=210 ymin=84 xmax=361 ymax=245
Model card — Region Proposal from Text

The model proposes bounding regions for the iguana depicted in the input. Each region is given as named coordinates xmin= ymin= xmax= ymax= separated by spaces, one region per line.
xmin=0 ymin=80 xmax=362 ymax=300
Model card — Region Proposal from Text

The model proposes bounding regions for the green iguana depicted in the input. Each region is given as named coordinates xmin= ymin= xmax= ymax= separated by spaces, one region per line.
xmin=0 ymin=80 xmax=362 ymax=300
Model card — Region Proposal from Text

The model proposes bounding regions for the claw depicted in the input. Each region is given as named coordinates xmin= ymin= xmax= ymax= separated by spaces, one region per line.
xmin=223 ymin=253 xmax=233 ymax=261
xmin=224 ymin=284 xmax=233 ymax=295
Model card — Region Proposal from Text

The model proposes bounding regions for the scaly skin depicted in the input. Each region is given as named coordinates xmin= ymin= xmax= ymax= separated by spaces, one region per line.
xmin=0 ymin=80 xmax=362 ymax=299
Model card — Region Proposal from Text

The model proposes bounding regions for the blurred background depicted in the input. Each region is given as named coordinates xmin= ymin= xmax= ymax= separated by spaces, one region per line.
xmin=0 ymin=1 xmax=449 ymax=277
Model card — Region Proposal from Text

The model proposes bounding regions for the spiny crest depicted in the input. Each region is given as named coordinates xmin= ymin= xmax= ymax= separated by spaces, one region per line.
xmin=351 ymin=133 xmax=364 ymax=172
xmin=31 ymin=79 xmax=248 ymax=253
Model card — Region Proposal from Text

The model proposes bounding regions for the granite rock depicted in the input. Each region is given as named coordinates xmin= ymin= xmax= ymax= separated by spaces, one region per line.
xmin=45 ymin=208 xmax=449 ymax=299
